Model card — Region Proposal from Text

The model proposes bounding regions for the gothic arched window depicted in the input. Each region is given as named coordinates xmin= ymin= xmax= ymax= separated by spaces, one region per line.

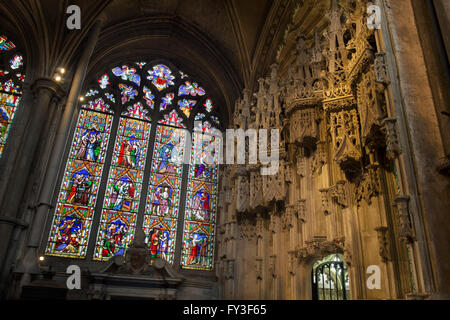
xmin=46 ymin=61 xmax=221 ymax=271
xmin=0 ymin=35 xmax=25 ymax=157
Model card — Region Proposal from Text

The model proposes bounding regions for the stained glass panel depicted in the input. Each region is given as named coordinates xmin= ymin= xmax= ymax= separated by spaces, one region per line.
xmin=46 ymin=109 xmax=113 ymax=258
xmin=0 ymin=49 xmax=25 ymax=157
xmin=93 ymin=116 xmax=151 ymax=260
xmin=181 ymin=131 xmax=220 ymax=270
xmin=94 ymin=117 xmax=150 ymax=260
xmin=158 ymin=110 xmax=185 ymax=128
xmin=147 ymin=64 xmax=175 ymax=91
xmin=143 ymin=125 xmax=187 ymax=265
xmin=0 ymin=36 xmax=15 ymax=51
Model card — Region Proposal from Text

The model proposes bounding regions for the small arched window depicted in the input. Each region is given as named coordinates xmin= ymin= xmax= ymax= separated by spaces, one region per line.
xmin=0 ymin=35 xmax=25 ymax=157
xmin=46 ymin=61 xmax=221 ymax=271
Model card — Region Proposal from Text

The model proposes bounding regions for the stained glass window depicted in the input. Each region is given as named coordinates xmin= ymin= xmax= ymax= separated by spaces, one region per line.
xmin=93 ymin=109 xmax=151 ymax=261
xmin=46 ymin=107 xmax=113 ymax=258
xmin=181 ymin=130 xmax=220 ymax=270
xmin=46 ymin=61 xmax=222 ymax=269
xmin=142 ymin=125 xmax=186 ymax=264
xmin=0 ymin=35 xmax=24 ymax=157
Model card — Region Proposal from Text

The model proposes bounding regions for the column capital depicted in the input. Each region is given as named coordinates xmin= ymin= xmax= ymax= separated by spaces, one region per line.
xmin=31 ymin=78 xmax=66 ymax=101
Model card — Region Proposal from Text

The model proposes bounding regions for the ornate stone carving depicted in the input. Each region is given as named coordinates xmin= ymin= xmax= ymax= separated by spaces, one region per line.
xmin=297 ymin=199 xmax=307 ymax=223
xmin=329 ymin=108 xmax=362 ymax=169
xmin=269 ymin=214 xmax=280 ymax=233
xmin=374 ymin=52 xmax=390 ymax=84
xmin=284 ymin=34 xmax=323 ymax=114
xmin=262 ymin=162 xmax=286 ymax=203
xmin=310 ymin=141 xmax=327 ymax=174
xmin=255 ymin=214 xmax=265 ymax=238
xmin=224 ymin=259 xmax=235 ymax=280
xmin=375 ymin=226 xmax=391 ymax=263
xmin=343 ymin=243 xmax=353 ymax=267
xmin=356 ymin=69 xmax=387 ymax=146
xmin=239 ymin=220 xmax=256 ymax=240
xmin=382 ymin=117 xmax=402 ymax=160
xmin=282 ymin=205 xmax=296 ymax=230
xmin=394 ymin=196 xmax=415 ymax=243
xmin=319 ymin=188 xmax=331 ymax=216
xmin=117 ymin=228 xmax=151 ymax=275
xmin=329 ymin=180 xmax=349 ymax=208
xmin=289 ymin=107 xmax=319 ymax=152
xmin=356 ymin=165 xmax=381 ymax=205
xmin=297 ymin=237 xmax=345 ymax=264
xmin=236 ymin=174 xmax=249 ymax=213
xmin=249 ymin=169 xmax=264 ymax=210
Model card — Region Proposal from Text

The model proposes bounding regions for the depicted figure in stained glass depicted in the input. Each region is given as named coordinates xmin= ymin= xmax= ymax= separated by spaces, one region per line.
xmin=152 ymin=185 xmax=172 ymax=216
xmin=191 ymin=190 xmax=210 ymax=221
xmin=66 ymin=170 xmax=92 ymax=206
xmin=110 ymin=177 xmax=135 ymax=211
xmin=54 ymin=216 xmax=82 ymax=253
xmin=157 ymin=139 xmax=179 ymax=174
xmin=150 ymin=229 xmax=161 ymax=258
xmin=118 ymin=138 xmax=140 ymax=168
xmin=160 ymin=231 xmax=169 ymax=260
xmin=199 ymin=237 xmax=208 ymax=266
xmin=101 ymin=221 xmax=127 ymax=257
xmin=77 ymin=130 xmax=101 ymax=162
xmin=187 ymin=232 xmax=206 ymax=265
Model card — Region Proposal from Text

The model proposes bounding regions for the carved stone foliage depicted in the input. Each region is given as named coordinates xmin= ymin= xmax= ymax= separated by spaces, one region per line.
xmin=296 ymin=237 xmax=345 ymax=264
xmin=356 ymin=165 xmax=381 ymax=206
xmin=394 ymin=196 xmax=415 ymax=243
xmin=375 ymin=226 xmax=391 ymax=263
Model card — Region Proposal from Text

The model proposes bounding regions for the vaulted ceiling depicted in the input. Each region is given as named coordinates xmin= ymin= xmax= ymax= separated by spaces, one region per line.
xmin=0 ymin=0 xmax=337 ymax=124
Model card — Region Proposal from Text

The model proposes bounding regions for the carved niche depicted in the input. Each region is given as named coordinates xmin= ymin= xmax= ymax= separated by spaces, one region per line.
xmin=289 ymin=107 xmax=320 ymax=154
xmin=296 ymin=237 xmax=345 ymax=264
xmin=328 ymin=107 xmax=363 ymax=180
xmin=356 ymin=69 xmax=387 ymax=147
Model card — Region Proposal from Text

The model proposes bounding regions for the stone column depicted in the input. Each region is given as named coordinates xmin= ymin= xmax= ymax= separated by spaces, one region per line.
xmin=16 ymin=19 xmax=103 ymax=281
xmin=0 ymin=79 xmax=65 ymax=276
